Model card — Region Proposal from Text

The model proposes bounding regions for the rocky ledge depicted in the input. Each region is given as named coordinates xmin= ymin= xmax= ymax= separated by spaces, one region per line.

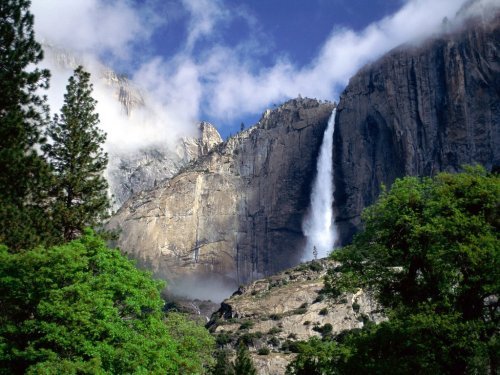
xmin=207 ymin=259 xmax=384 ymax=375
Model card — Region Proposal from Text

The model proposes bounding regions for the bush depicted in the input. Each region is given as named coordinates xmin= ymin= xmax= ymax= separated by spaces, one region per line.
xmin=313 ymin=294 xmax=325 ymax=303
xmin=216 ymin=332 xmax=233 ymax=346
xmin=258 ymin=347 xmax=270 ymax=355
xmin=268 ymin=327 xmax=282 ymax=335
xmin=0 ymin=232 xmax=215 ymax=373
xmin=319 ymin=308 xmax=328 ymax=316
xmin=238 ymin=333 xmax=257 ymax=346
xmin=239 ymin=321 xmax=254 ymax=330
xmin=309 ymin=261 xmax=323 ymax=272
xmin=281 ymin=340 xmax=301 ymax=353
xmin=268 ymin=336 xmax=280 ymax=347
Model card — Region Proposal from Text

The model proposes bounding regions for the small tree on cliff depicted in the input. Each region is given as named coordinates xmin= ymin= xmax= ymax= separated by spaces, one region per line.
xmin=43 ymin=66 xmax=110 ymax=241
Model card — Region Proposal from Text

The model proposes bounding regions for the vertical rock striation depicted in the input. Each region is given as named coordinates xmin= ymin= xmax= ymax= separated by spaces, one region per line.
xmin=334 ymin=16 xmax=500 ymax=245
xmin=107 ymin=99 xmax=335 ymax=296
xmin=107 ymin=122 xmax=222 ymax=209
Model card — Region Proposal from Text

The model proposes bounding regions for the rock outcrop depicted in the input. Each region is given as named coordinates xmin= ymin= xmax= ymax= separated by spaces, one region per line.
xmin=107 ymin=99 xmax=335 ymax=296
xmin=107 ymin=122 xmax=222 ymax=208
xmin=333 ymin=15 xmax=500 ymax=244
xmin=207 ymin=259 xmax=383 ymax=375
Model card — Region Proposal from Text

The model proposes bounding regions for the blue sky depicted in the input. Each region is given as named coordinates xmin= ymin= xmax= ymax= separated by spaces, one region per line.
xmin=31 ymin=0 xmax=477 ymax=146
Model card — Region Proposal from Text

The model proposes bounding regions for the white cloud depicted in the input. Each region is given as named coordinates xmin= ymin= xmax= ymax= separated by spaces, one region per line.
xmin=30 ymin=0 xmax=155 ymax=60
xmin=31 ymin=0 xmax=499 ymax=152
xmin=181 ymin=0 xmax=230 ymax=52
xmin=202 ymin=0 xmax=472 ymax=119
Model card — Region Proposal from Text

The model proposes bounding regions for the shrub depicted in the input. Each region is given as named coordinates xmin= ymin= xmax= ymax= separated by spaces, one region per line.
xmin=268 ymin=327 xmax=282 ymax=335
xmin=268 ymin=337 xmax=280 ymax=347
xmin=239 ymin=321 xmax=254 ymax=330
xmin=258 ymin=347 xmax=270 ymax=355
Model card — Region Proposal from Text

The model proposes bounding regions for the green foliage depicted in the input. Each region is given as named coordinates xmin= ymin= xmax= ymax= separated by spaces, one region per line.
xmin=327 ymin=166 xmax=499 ymax=320
xmin=285 ymin=338 xmax=352 ymax=375
xmin=268 ymin=327 xmax=282 ymax=335
xmin=43 ymin=66 xmax=110 ymax=241
xmin=239 ymin=320 xmax=254 ymax=330
xmin=0 ymin=231 xmax=215 ymax=373
xmin=289 ymin=167 xmax=499 ymax=374
xmin=216 ymin=332 xmax=233 ymax=347
xmin=211 ymin=349 xmax=235 ymax=375
xmin=268 ymin=336 xmax=280 ymax=347
xmin=0 ymin=0 xmax=54 ymax=250
xmin=281 ymin=340 xmax=301 ymax=353
xmin=257 ymin=347 xmax=270 ymax=355
xmin=233 ymin=343 xmax=257 ymax=375
xmin=308 ymin=261 xmax=323 ymax=272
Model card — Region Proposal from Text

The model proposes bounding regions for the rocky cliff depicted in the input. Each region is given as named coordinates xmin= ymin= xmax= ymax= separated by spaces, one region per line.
xmin=107 ymin=122 xmax=222 ymax=208
xmin=207 ymin=259 xmax=383 ymax=375
xmin=107 ymin=98 xmax=335 ymax=297
xmin=333 ymin=15 xmax=500 ymax=244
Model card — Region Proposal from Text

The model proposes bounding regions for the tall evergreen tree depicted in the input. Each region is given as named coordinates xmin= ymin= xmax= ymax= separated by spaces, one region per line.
xmin=43 ymin=66 xmax=110 ymax=241
xmin=0 ymin=0 xmax=52 ymax=250
xmin=233 ymin=343 xmax=257 ymax=375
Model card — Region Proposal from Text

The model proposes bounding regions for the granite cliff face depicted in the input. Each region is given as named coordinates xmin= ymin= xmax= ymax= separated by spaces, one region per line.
xmin=107 ymin=99 xmax=335 ymax=296
xmin=333 ymin=16 xmax=500 ymax=244
xmin=107 ymin=122 xmax=222 ymax=208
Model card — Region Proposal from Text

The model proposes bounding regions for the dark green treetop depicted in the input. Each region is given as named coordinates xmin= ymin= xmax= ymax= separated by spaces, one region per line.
xmin=0 ymin=0 xmax=53 ymax=249
xmin=43 ymin=66 xmax=110 ymax=241
xmin=233 ymin=343 xmax=257 ymax=375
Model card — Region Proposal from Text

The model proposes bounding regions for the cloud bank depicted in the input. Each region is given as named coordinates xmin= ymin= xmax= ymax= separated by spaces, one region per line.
xmin=31 ymin=0 xmax=496 ymax=150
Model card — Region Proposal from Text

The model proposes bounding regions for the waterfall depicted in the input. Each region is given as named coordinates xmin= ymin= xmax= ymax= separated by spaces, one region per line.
xmin=302 ymin=109 xmax=337 ymax=261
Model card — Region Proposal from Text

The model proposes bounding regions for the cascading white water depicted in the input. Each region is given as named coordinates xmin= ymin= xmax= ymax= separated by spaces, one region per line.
xmin=302 ymin=109 xmax=337 ymax=261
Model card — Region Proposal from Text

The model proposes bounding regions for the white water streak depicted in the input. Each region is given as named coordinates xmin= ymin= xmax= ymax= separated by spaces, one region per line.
xmin=302 ymin=109 xmax=337 ymax=260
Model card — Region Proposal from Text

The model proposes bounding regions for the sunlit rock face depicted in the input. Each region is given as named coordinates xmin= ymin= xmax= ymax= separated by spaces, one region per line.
xmin=107 ymin=122 xmax=222 ymax=209
xmin=107 ymin=98 xmax=335 ymax=294
xmin=207 ymin=259 xmax=384 ymax=375
xmin=333 ymin=14 xmax=500 ymax=245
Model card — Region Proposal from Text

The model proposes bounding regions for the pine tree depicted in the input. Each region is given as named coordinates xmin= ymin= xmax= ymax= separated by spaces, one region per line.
xmin=0 ymin=0 xmax=53 ymax=250
xmin=43 ymin=66 xmax=110 ymax=241
xmin=233 ymin=343 xmax=257 ymax=375
xmin=211 ymin=349 xmax=235 ymax=375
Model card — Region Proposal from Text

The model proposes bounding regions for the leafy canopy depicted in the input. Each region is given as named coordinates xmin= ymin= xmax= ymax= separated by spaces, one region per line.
xmin=0 ymin=231 xmax=215 ymax=374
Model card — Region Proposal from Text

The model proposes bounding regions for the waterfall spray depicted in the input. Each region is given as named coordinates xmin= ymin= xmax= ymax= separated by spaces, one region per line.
xmin=302 ymin=109 xmax=337 ymax=260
